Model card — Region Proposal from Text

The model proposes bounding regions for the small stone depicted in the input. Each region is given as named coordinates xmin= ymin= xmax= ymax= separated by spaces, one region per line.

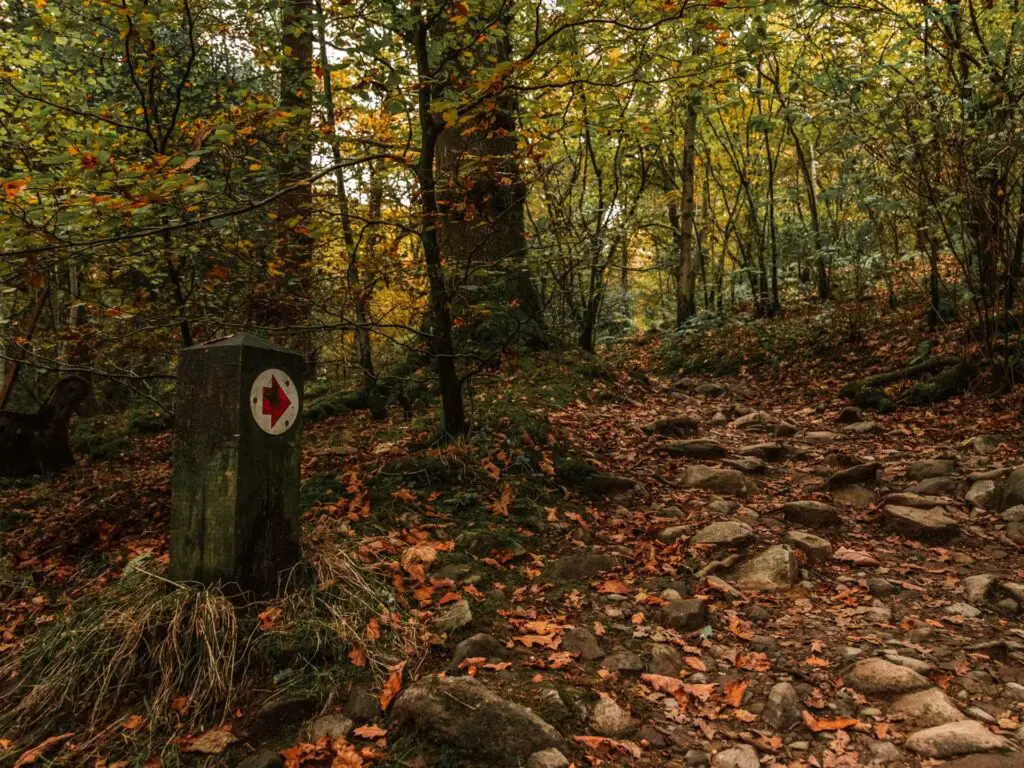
xmin=638 ymin=724 xmax=667 ymax=748
xmin=903 ymin=720 xmax=1008 ymax=758
xmin=865 ymin=740 xmax=903 ymax=765
xmin=1002 ymin=466 xmax=1024 ymax=508
xmin=885 ymin=653 xmax=933 ymax=674
xmin=304 ymin=714 xmax=354 ymax=742
xmin=966 ymin=480 xmax=998 ymax=510
xmin=784 ymin=530 xmax=832 ymax=562
xmin=680 ymin=466 xmax=756 ymax=497
xmin=732 ymin=411 xmax=776 ymax=430
xmin=659 ymin=598 xmax=707 ymax=632
xmin=844 ymin=421 xmax=879 ymax=434
xmin=647 ymin=643 xmax=684 ymax=676
xmin=731 ymin=545 xmax=799 ymax=591
xmin=781 ymin=500 xmax=840 ymax=528
xmin=788 ymin=741 xmax=810 ymax=751
xmin=563 ymin=628 xmax=604 ymax=661
xmin=344 ymin=683 xmax=380 ymax=722
xmin=663 ymin=439 xmax=729 ymax=459
xmin=831 ymin=483 xmax=876 ymax=508
xmin=451 ymin=633 xmax=510 ymax=668
xmin=1001 ymin=505 xmax=1024 ymax=522
xmin=1005 ymin=682 xmax=1024 ymax=701
xmin=963 ymin=574 xmax=997 ymax=604
xmin=885 ymin=491 xmax=956 ymax=509
xmin=643 ymin=415 xmax=699 ymax=437
xmin=825 ymin=462 xmax=881 ymax=489
xmin=909 ymin=476 xmax=958 ymax=495
xmin=527 ymin=749 xmax=570 ymax=768
xmin=845 ymin=658 xmax=930 ymax=695
xmin=237 ymin=750 xmax=285 ymax=768
xmin=883 ymin=505 xmax=960 ymax=541
xmin=906 ymin=459 xmax=957 ymax=480
xmin=601 ymin=648 xmax=644 ymax=673
xmin=996 ymin=598 xmax=1019 ymax=613
xmin=969 ymin=435 xmax=1005 ymax=455
xmin=804 ymin=430 xmax=842 ymax=441
xmin=840 ymin=646 xmax=864 ymax=660
xmin=945 ymin=602 xmax=982 ymax=619
xmin=691 ymin=521 xmax=754 ymax=547
xmin=762 ymin=682 xmax=800 ymax=730
xmin=891 ymin=687 xmax=966 ymax=728
xmin=837 ymin=406 xmax=864 ymax=424
xmin=867 ymin=577 xmax=897 ymax=597
xmin=685 ymin=749 xmax=711 ymax=767
xmin=433 ymin=599 xmax=473 ymax=633
xmin=546 ymin=553 xmax=615 ymax=580
xmin=589 ymin=696 xmax=634 ymax=737
xmin=710 ymin=411 xmax=729 ymax=426
xmin=965 ymin=706 xmax=997 ymax=723
xmin=711 ymin=744 xmax=759 ymax=768
xmin=657 ymin=525 xmax=688 ymax=543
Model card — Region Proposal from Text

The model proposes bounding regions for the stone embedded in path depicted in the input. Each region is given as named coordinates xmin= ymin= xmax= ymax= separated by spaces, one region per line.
xmin=527 ymin=749 xmax=570 ymax=768
xmin=392 ymin=675 xmax=565 ymax=764
xmin=680 ymin=466 xmax=756 ymax=496
xmin=781 ymin=500 xmax=840 ymax=528
xmin=601 ymin=648 xmax=645 ymax=673
xmin=884 ymin=491 xmax=956 ymax=509
xmin=843 ymin=421 xmax=879 ymax=434
xmin=966 ymin=480 xmax=998 ymax=510
xmin=803 ymin=430 xmax=842 ymax=442
xmin=906 ymin=459 xmax=957 ymax=480
xmin=694 ymin=382 xmax=729 ymax=397
xmin=831 ymin=484 xmax=876 ymax=508
xmin=738 ymin=441 xmax=791 ymax=461
xmin=890 ymin=687 xmax=966 ymax=728
xmin=711 ymin=744 xmax=760 ymax=768
xmin=963 ymin=574 xmax=997 ymax=604
xmin=452 ymin=633 xmax=510 ymax=668
xmin=775 ymin=421 xmax=798 ymax=437
xmin=433 ymin=599 xmax=473 ymax=633
xmin=761 ymin=682 xmax=800 ymax=729
xmin=883 ymin=505 xmax=960 ymax=541
xmin=945 ymin=602 xmax=982 ymax=618
xmin=647 ymin=644 xmax=684 ymax=676
xmin=908 ymin=476 xmax=959 ymax=495
xmin=903 ymin=720 xmax=1008 ymax=759
xmin=825 ymin=462 xmax=881 ymax=489
xmin=546 ymin=552 xmax=615 ymax=580
xmin=562 ymin=628 xmax=604 ymax=661
xmin=724 ymin=457 xmax=766 ymax=474
xmin=731 ymin=545 xmax=799 ymax=591
xmin=663 ymin=439 xmax=728 ymax=459
xmin=303 ymin=713 xmax=354 ymax=742
xmin=589 ymin=696 xmax=634 ymax=737
xmin=657 ymin=525 xmax=689 ymax=544
xmin=731 ymin=411 xmax=776 ymax=430
xmin=658 ymin=598 xmax=707 ymax=631
xmin=784 ymin=530 xmax=832 ymax=562
xmin=691 ymin=521 xmax=754 ymax=548
xmin=836 ymin=405 xmax=864 ymax=424
xmin=643 ymin=415 xmax=699 ymax=437
xmin=1003 ymin=467 xmax=1024 ymax=508
xmin=967 ymin=434 xmax=1005 ymax=455
xmin=845 ymin=658 xmax=930 ymax=695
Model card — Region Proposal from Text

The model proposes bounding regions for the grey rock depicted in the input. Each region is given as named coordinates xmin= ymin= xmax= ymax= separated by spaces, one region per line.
xmin=657 ymin=525 xmax=688 ymax=544
xmin=966 ymin=480 xmax=998 ymax=510
xmin=909 ymin=476 xmax=958 ymax=495
xmin=710 ymin=411 xmax=729 ymax=426
xmin=1003 ymin=467 xmax=1024 ymax=508
xmin=890 ymin=687 xmax=965 ymax=728
xmin=236 ymin=751 xmax=284 ymax=768
xmin=831 ymin=483 xmax=876 ymax=508
xmin=945 ymin=602 xmax=982 ymax=619
xmin=804 ymin=430 xmax=843 ymax=441
xmin=601 ymin=648 xmax=645 ymax=673
xmin=707 ymin=499 xmax=735 ymax=515
xmin=969 ymin=435 xmax=1005 ymax=455
xmin=659 ymin=598 xmax=707 ymax=632
xmin=731 ymin=545 xmax=799 ymax=591
xmin=784 ymin=530 xmax=832 ymax=562
xmin=725 ymin=457 xmax=767 ymax=474
xmin=738 ymin=442 xmax=792 ymax=461
xmin=844 ymin=421 xmax=879 ymax=434
xmin=303 ymin=714 xmax=354 ymax=742
xmin=997 ymin=581 xmax=1024 ymax=602
xmin=711 ymin=745 xmax=759 ymax=768
xmin=695 ymin=382 xmax=729 ymax=397
xmin=885 ymin=492 xmax=956 ymax=509
xmin=391 ymin=675 xmax=565 ymax=764
xmin=845 ymin=658 xmax=930 ymax=695
xmin=867 ymin=577 xmax=898 ymax=597
xmin=883 ymin=505 xmax=960 ymax=541
xmin=686 ymin=749 xmax=711 ymax=767
xmin=433 ymin=599 xmax=473 ymax=633
xmin=865 ymin=740 xmax=904 ymax=765
xmin=680 ymin=466 xmax=756 ymax=497
xmin=546 ymin=553 xmax=615 ymax=580
xmin=840 ymin=646 xmax=864 ymax=660
xmin=589 ymin=696 xmax=634 ymax=737
xmin=965 ymin=706 xmax=997 ymax=724
xmin=663 ymin=439 xmax=729 ymax=459
xmin=903 ymin=720 xmax=1008 ymax=758
xmin=563 ymin=628 xmax=604 ymax=661
xmin=526 ymin=749 xmax=570 ymax=768
xmin=647 ymin=643 xmax=684 ymax=676
xmin=1001 ymin=505 xmax=1024 ymax=522
xmin=1004 ymin=682 xmax=1024 ymax=701
xmin=644 ymin=415 xmax=699 ymax=437
xmin=775 ymin=421 xmax=799 ymax=437
xmin=732 ymin=411 xmax=776 ymax=430
xmin=963 ymin=574 xmax=997 ymax=604
xmin=344 ymin=683 xmax=380 ymax=722
xmin=885 ymin=653 xmax=933 ymax=674
xmin=781 ymin=500 xmax=840 ymax=528
xmin=691 ymin=521 xmax=754 ymax=547
xmin=837 ymin=406 xmax=864 ymax=424
xmin=762 ymin=681 xmax=800 ymax=730
xmin=907 ymin=459 xmax=957 ymax=480
xmin=452 ymin=633 xmax=510 ymax=668
xmin=825 ymin=462 xmax=881 ymax=489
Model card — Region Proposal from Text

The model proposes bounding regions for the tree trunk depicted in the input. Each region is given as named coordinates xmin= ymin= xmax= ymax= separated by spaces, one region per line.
xmin=676 ymin=98 xmax=698 ymax=326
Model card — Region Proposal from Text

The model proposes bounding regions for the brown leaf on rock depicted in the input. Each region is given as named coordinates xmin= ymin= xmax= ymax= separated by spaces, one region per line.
xmin=379 ymin=660 xmax=406 ymax=711
xmin=180 ymin=727 xmax=237 ymax=755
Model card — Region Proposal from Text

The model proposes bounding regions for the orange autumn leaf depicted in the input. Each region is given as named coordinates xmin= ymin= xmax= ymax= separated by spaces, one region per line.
xmin=13 ymin=733 xmax=73 ymax=767
xmin=596 ymin=579 xmax=630 ymax=595
xmin=121 ymin=714 xmax=144 ymax=731
xmin=727 ymin=613 xmax=755 ymax=640
xmin=349 ymin=646 xmax=367 ymax=667
xmin=801 ymin=710 xmax=861 ymax=732
xmin=805 ymin=655 xmax=830 ymax=668
xmin=258 ymin=605 xmax=283 ymax=630
xmin=684 ymin=656 xmax=707 ymax=672
xmin=724 ymin=679 xmax=748 ymax=707
xmin=353 ymin=724 xmax=387 ymax=740
xmin=379 ymin=661 xmax=406 ymax=711
xmin=516 ymin=633 xmax=561 ymax=649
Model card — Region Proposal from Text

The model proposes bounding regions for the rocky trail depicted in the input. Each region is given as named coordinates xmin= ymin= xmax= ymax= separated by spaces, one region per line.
xmin=371 ymin=363 xmax=1024 ymax=768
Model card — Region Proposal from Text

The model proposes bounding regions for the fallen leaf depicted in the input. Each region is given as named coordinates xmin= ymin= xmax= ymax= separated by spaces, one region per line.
xmin=834 ymin=547 xmax=881 ymax=567
xmin=596 ymin=579 xmax=631 ymax=594
xmin=802 ymin=710 xmax=862 ymax=732
xmin=724 ymin=679 xmax=748 ymax=707
xmin=14 ymin=733 xmax=73 ymax=767
xmin=684 ymin=656 xmax=707 ymax=672
xmin=353 ymin=724 xmax=387 ymax=739
xmin=180 ymin=727 xmax=237 ymax=755
xmin=379 ymin=661 xmax=406 ymax=711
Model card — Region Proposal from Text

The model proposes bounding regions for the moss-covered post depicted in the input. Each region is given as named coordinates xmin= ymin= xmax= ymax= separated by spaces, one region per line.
xmin=170 ymin=333 xmax=304 ymax=594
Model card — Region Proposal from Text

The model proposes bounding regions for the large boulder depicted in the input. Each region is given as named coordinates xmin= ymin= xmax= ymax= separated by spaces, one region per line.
xmin=680 ymin=466 xmax=756 ymax=497
xmin=392 ymin=675 xmax=565 ymax=764
xmin=730 ymin=546 xmax=799 ymax=591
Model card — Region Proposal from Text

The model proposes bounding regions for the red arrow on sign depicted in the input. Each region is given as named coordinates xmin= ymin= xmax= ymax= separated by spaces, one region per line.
xmin=262 ymin=375 xmax=292 ymax=428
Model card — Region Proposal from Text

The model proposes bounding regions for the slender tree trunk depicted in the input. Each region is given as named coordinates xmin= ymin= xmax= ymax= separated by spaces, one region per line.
xmin=676 ymin=98 xmax=698 ymax=326
xmin=315 ymin=0 xmax=374 ymax=391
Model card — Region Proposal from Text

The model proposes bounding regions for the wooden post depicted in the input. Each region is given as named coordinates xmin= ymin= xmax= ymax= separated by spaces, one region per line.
xmin=170 ymin=332 xmax=304 ymax=594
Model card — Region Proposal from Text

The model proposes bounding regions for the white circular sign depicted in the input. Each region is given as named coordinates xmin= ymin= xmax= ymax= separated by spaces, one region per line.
xmin=249 ymin=368 xmax=300 ymax=435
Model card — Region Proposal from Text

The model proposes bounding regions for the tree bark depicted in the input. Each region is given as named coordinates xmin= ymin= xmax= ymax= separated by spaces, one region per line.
xmin=676 ymin=97 xmax=698 ymax=326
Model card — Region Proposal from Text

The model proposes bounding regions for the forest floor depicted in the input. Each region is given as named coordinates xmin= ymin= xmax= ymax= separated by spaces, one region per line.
xmin=3 ymin=301 xmax=1024 ymax=768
